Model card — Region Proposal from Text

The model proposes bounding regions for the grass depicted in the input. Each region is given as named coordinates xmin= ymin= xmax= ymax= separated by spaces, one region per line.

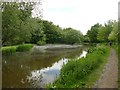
xmin=2 ymin=44 xmax=34 ymax=55
xmin=112 ymin=44 xmax=120 ymax=88
xmin=47 ymin=44 xmax=110 ymax=88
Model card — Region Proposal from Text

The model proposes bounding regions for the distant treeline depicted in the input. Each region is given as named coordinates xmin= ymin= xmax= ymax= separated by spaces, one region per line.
xmin=1 ymin=2 xmax=119 ymax=46
xmin=85 ymin=21 xmax=118 ymax=44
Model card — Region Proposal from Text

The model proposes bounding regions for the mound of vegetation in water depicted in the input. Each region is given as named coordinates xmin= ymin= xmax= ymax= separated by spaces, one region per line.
xmin=16 ymin=44 xmax=33 ymax=52
xmin=2 ymin=46 xmax=17 ymax=55
xmin=2 ymin=44 xmax=33 ymax=55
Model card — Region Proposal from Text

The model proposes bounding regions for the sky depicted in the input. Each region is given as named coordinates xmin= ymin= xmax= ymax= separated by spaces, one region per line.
xmin=41 ymin=0 xmax=119 ymax=35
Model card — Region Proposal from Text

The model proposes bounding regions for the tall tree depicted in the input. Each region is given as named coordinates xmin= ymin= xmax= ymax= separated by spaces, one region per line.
xmin=2 ymin=2 xmax=36 ymax=45
xmin=63 ymin=28 xmax=83 ymax=44
xmin=30 ymin=18 xmax=46 ymax=44
xmin=97 ymin=20 xmax=113 ymax=42
xmin=108 ymin=21 xmax=118 ymax=42
xmin=86 ymin=23 xmax=101 ymax=43
xmin=42 ymin=20 xmax=62 ymax=44
xmin=2 ymin=2 xmax=21 ymax=45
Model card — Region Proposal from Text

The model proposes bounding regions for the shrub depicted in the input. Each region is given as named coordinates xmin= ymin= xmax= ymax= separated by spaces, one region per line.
xmin=37 ymin=40 xmax=46 ymax=45
xmin=16 ymin=44 xmax=33 ymax=52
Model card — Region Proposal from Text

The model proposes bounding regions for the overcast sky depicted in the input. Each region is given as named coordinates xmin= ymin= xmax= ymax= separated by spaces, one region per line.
xmin=42 ymin=0 xmax=119 ymax=35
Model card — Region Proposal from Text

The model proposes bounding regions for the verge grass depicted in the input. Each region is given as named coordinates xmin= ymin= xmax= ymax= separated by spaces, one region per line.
xmin=112 ymin=44 xmax=120 ymax=88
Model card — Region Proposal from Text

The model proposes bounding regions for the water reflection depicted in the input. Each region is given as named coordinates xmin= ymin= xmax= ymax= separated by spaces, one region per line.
xmin=27 ymin=50 xmax=87 ymax=87
xmin=79 ymin=51 xmax=88 ymax=58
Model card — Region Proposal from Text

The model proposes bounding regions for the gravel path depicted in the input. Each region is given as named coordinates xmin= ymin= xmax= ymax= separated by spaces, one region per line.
xmin=94 ymin=48 xmax=118 ymax=88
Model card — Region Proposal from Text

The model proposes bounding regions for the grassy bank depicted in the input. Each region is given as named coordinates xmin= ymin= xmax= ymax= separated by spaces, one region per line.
xmin=2 ymin=44 xmax=33 ymax=55
xmin=112 ymin=44 xmax=120 ymax=88
xmin=47 ymin=44 xmax=110 ymax=88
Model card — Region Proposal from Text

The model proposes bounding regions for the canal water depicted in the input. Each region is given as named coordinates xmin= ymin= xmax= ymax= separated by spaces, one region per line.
xmin=2 ymin=46 xmax=88 ymax=88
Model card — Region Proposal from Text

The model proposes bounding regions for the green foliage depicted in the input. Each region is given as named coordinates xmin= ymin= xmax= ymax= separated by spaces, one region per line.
xmin=97 ymin=20 xmax=113 ymax=42
xmin=16 ymin=44 xmax=33 ymax=52
xmin=118 ymin=46 xmax=120 ymax=89
xmin=62 ymin=28 xmax=83 ymax=44
xmin=86 ymin=20 xmax=118 ymax=44
xmin=112 ymin=44 xmax=120 ymax=88
xmin=83 ymin=35 xmax=90 ymax=42
xmin=108 ymin=21 xmax=118 ymax=42
xmin=37 ymin=40 xmax=46 ymax=45
xmin=2 ymin=44 xmax=34 ymax=55
xmin=2 ymin=46 xmax=17 ymax=55
xmin=2 ymin=2 xmax=20 ymax=45
xmin=42 ymin=20 xmax=63 ymax=44
xmin=49 ymin=45 xmax=110 ymax=88
xmin=87 ymin=44 xmax=106 ymax=54
xmin=2 ymin=2 xmax=35 ymax=46
xmin=30 ymin=19 xmax=46 ymax=44
xmin=86 ymin=23 xmax=101 ymax=43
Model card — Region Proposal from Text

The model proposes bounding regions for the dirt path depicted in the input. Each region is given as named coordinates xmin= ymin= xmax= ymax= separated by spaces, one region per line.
xmin=94 ymin=48 xmax=118 ymax=88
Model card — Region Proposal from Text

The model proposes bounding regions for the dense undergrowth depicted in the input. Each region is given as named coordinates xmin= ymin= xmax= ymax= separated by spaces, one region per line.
xmin=2 ymin=44 xmax=33 ymax=55
xmin=47 ymin=44 xmax=110 ymax=88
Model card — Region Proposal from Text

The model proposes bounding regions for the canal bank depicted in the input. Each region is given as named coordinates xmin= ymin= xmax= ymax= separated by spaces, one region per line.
xmin=47 ymin=45 xmax=110 ymax=88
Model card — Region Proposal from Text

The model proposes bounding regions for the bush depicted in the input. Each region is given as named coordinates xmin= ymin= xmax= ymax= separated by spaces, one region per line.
xmin=2 ymin=46 xmax=16 ymax=55
xmin=87 ymin=45 xmax=107 ymax=54
xmin=16 ymin=44 xmax=33 ymax=52
xmin=37 ymin=40 xmax=46 ymax=45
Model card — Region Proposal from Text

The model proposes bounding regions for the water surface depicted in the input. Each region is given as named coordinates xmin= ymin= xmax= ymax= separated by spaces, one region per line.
xmin=2 ymin=46 xmax=88 ymax=88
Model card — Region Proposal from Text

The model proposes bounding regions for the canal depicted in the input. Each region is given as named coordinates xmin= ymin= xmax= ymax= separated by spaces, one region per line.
xmin=2 ymin=45 xmax=88 ymax=88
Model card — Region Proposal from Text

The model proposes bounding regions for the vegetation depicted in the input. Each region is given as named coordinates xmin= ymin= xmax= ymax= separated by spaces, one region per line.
xmin=112 ymin=44 xmax=120 ymax=88
xmin=1 ymin=2 xmax=84 ymax=46
xmin=2 ymin=44 xmax=33 ymax=55
xmin=86 ymin=20 xmax=118 ymax=44
xmin=86 ymin=23 xmax=101 ymax=43
xmin=16 ymin=44 xmax=33 ymax=52
xmin=2 ymin=46 xmax=17 ymax=55
xmin=1 ymin=2 xmax=118 ymax=46
xmin=118 ymin=45 xmax=120 ymax=89
xmin=47 ymin=45 xmax=110 ymax=88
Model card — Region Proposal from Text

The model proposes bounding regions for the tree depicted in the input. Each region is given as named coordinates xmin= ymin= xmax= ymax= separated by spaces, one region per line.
xmin=42 ymin=20 xmax=62 ymax=44
xmin=2 ymin=2 xmax=21 ymax=45
xmin=30 ymin=18 xmax=46 ymax=45
xmin=63 ymin=28 xmax=83 ymax=44
xmin=86 ymin=23 xmax=101 ymax=43
xmin=83 ymin=35 xmax=90 ymax=43
xmin=97 ymin=21 xmax=113 ymax=42
xmin=2 ymin=2 xmax=37 ymax=46
xmin=108 ymin=21 xmax=118 ymax=42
